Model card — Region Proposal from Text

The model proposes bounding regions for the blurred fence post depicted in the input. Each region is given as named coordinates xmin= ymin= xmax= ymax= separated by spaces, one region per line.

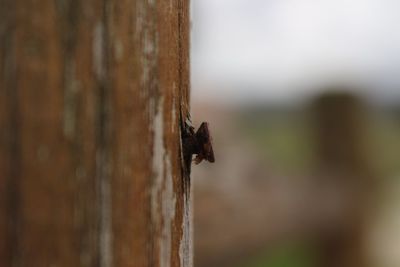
xmin=0 ymin=0 xmax=191 ymax=266
xmin=311 ymin=91 xmax=374 ymax=267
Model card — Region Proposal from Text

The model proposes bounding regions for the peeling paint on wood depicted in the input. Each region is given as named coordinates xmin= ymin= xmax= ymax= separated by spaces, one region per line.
xmin=179 ymin=194 xmax=193 ymax=267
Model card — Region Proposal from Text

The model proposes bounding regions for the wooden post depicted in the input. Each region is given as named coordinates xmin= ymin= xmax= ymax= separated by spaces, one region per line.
xmin=311 ymin=91 xmax=373 ymax=267
xmin=0 ymin=0 xmax=192 ymax=266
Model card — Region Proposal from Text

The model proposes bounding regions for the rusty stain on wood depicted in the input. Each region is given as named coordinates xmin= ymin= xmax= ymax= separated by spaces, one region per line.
xmin=0 ymin=0 xmax=192 ymax=266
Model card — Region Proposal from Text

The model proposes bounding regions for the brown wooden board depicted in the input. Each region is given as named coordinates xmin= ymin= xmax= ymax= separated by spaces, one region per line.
xmin=0 ymin=0 xmax=191 ymax=266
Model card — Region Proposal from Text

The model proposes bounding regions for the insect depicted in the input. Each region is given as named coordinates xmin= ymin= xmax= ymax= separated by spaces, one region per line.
xmin=182 ymin=120 xmax=215 ymax=166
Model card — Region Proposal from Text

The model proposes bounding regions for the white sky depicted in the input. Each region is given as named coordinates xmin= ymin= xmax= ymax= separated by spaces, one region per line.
xmin=191 ymin=0 xmax=400 ymax=103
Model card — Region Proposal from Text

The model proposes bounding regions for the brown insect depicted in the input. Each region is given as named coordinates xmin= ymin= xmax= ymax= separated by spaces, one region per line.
xmin=182 ymin=121 xmax=215 ymax=165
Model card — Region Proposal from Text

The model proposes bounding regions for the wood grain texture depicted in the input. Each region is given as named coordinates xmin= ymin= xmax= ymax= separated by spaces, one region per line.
xmin=0 ymin=0 xmax=191 ymax=266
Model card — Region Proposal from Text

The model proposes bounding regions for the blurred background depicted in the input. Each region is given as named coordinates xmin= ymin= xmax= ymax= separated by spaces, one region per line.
xmin=190 ymin=1 xmax=400 ymax=267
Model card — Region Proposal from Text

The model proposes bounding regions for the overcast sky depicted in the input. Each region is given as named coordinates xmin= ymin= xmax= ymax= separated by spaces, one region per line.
xmin=191 ymin=0 xmax=400 ymax=104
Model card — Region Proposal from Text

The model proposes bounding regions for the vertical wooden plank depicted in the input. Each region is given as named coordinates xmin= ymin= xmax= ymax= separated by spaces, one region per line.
xmin=0 ymin=0 xmax=191 ymax=266
xmin=0 ymin=0 xmax=104 ymax=266
xmin=312 ymin=92 xmax=373 ymax=267
xmin=106 ymin=0 xmax=191 ymax=266
xmin=0 ymin=1 xmax=17 ymax=265
xmin=12 ymin=0 xmax=75 ymax=265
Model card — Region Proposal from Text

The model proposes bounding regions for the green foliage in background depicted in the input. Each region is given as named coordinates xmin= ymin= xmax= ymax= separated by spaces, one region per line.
xmin=238 ymin=242 xmax=316 ymax=267
xmin=237 ymin=105 xmax=400 ymax=267
xmin=239 ymin=107 xmax=400 ymax=178
xmin=238 ymin=108 xmax=314 ymax=176
xmin=369 ymin=113 xmax=400 ymax=178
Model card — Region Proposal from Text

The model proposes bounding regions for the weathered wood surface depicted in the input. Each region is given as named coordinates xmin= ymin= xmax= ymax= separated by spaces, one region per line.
xmin=0 ymin=0 xmax=191 ymax=266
